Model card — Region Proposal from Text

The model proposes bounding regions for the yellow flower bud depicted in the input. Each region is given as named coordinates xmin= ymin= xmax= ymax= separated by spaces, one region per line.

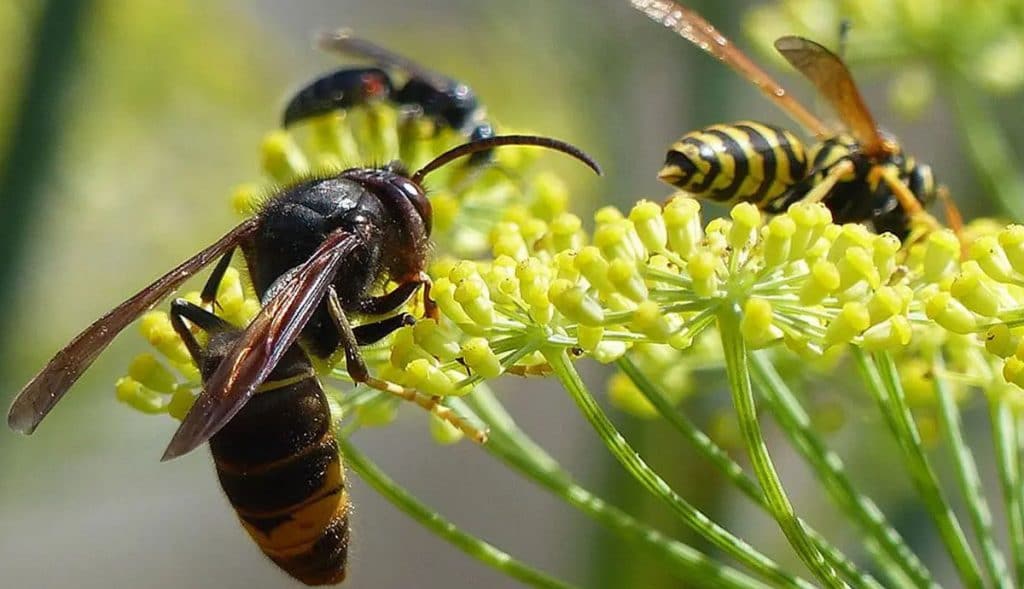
xmin=999 ymin=225 xmax=1024 ymax=273
xmin=607 ymin=372 xmax=658 ymax=418
xmin=413 ymin=320 xmax=460 ymax=361
xmin=128 ymin=354 xmax=177 ymax=394
xmin=608 ymin=258 xmax=649 ymax=302
xmin=799 ymin=260 xmax=840 ymax=305
xmin=861 ymin=316 xmax=913 ymax=351
xmin=115 ymin=377 xmax=165 ymax=414
xmin=923 ymin=230 xmax=961 ymax=282
xmin=630 ymin=200 xmax=668 ymax=252
xmin=167 ymin=386 xmax=197 ymax=421
xmin=824 ymin=302 xmax=871 ymax=347
xmin=949 ymin=262 xmax=1002 ymax=318
xmin=741 ymin=298 xmax=783 ymax=348
xmin=429 ymin=413 xmax=465 ymax=445
xmin=688 ymin=249 xmax=720 ymax=298
xmin=924 ymin=291 xmax=977 ymax=334
xmin=550 ymin=279 xmax=605 ymax=326
xmin=231 ymin=183 xmax=262 ymax=217
xmin=969 ymin=235 xmax=1015 ymax=283
xmin=986 ymin=324 xmax=1017 ymax=358
xmin=461 ymin=338 xmax=503 ymax=379
xmin=728 ymin=202 xmax=762 ymax=250
xmin=529 ymin=172 xmax=569 ymax=221
xmin=261 ymin=130 xmax=309 ymax=183
xmin=578 ymin=325 xmax=605 ymax=352
xmin=762 ymin=215 xmax=796 ymax=267
xmin=405 ymin=358 xmax=458 ymax=396
xmin=663 ymin=197 xmax=703 ymax=258
xmin=632 ymin=301 xmax=673 ymax=342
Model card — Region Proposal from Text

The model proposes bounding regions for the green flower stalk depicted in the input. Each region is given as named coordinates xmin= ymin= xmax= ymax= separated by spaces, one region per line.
xmin=115 ymin=94 xmax=1024 ymax=587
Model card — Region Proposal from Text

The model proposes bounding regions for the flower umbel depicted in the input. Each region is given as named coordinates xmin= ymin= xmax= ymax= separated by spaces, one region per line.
xmin=110 ymin=78 xmax=1024 ymax=589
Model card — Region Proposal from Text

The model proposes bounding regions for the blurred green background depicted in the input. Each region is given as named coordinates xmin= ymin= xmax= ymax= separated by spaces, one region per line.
xmin=0 ymin=0 xmax=1016 ymax=587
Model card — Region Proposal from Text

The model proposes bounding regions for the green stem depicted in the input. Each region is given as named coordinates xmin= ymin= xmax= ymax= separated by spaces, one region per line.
xmin=337 ymin=436 xmax=576 ymax=589
xmin=543 ymin=348 xmax=814 ymax=589
xmin=750 ymin=352 xmax=938 ymax=589
xmin=932 ymin=354 xmax=1011 ymax=588
xmin=717 ymin=306 xmax=847 ymax=588
xmin=989 ymin=395 xmax=1024 ymax=584
xmin=462 ymin=389 xmax=771 ymax=589
xmin=0 ymin=0 xmax=95 ymax=347
xmin=853 ymin=349 xmax=985 ymax=589
xmin=617 ymin=356 xmax=884 ymax=589
xmin=948 ymin=77 xmax=1024 ymax=219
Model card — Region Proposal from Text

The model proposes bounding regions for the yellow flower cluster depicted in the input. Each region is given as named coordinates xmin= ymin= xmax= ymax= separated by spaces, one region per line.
xmin=114 ymin=101 xmax=1024 ymax=431
xmin=407 ymin=193 xmax=1024 ymax=417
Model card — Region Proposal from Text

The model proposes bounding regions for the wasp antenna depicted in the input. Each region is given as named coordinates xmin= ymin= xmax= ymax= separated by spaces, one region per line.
xmin=412 ymin=135 xmax=602 ymax=184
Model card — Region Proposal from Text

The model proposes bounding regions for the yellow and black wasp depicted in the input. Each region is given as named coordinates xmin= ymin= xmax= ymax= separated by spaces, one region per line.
xmin=631 ymin=0 xmax=958 ymax=241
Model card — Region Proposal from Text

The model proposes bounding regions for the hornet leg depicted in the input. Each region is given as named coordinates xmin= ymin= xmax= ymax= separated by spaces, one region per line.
xmin=355 ymin=272 xmax=437 ymax=320
xmin=326 ymin=286 xmax=486 ymax=443
xmin=199 ymin=250 xmax=235 ymax=310
xmin=168 ymin=299 xmax=232 ymax=365
xmin=353 ymin=313 xmax=416 ymax=345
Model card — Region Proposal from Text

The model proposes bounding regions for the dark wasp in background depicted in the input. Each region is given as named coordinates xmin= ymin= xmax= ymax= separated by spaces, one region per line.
xmin=284 ymin=30 xmax=496 ymax=166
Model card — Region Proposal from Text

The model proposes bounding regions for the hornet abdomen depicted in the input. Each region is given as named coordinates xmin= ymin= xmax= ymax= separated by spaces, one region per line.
xmin=210 ymin=364 xmax=349 ymax=586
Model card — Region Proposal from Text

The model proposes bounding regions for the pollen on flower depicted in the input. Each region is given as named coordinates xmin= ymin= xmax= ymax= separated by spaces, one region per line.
xmin=409 ymin=183 xmax=1024 ymax=414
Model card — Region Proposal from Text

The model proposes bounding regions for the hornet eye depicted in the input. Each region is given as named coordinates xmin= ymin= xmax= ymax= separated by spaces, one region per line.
xmin=395 ymin=177 xmax=432 ymax=237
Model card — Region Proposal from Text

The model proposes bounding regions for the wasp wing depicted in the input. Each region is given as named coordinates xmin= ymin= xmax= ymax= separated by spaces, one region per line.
xmin=161 ymin=228 xmax=359 ymax=461
xmin=7 ymin=218 xmax=258 ymax=435
xmin=774 ymin=36 xmax=888 ymax=157
xmin=317 ymin=29 xmax=456 ymax=92
xmin=629 ymin=0 xmax=830 ymax=138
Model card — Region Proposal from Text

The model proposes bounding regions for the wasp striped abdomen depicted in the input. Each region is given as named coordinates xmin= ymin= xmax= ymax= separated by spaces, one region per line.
xmin=659 ymin=121 xmax=808 ymax=206
xmin=209 ymin=346 xmax=349 ymax=586
xmin=764 ymin=133 xmax=938 ymax=239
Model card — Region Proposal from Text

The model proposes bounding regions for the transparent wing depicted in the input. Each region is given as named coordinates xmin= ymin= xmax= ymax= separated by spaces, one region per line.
xmin=7 ymin=218 xmax=258 ymax=434
xmin=629 ymin=0 xmax=830 ymax=138
xmin=317 ymin=29 xmax=455 ymax=92
xmin=774 ymin=36 xmax=888 ymax=157
xmin=161 ymin=228 xmax=359 ymax=461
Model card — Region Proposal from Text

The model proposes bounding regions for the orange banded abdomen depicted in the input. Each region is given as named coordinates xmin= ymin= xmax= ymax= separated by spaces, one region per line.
xmin=210 ymin=375 xmax=349 ymax=586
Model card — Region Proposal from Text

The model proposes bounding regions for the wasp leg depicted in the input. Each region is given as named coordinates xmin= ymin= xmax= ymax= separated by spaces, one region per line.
xmin=878 ymin=167 xmax=943 ymax=233
xmin=938 ymin=185 xmax=965 ymax=237
xmin=355 ymin=277 xmax=423 ymax=315
xmin=353 ymin=313 xmax=415 ymax=345
xmin=801 ymin=159 xmax=855 ymax=205
xmin=199 ymin=250 xmax=235 ymax=311
xmin=355 ymin=272 xmax=437 ymax=321
xmin=326 ymin=286 xmax=487 ymax=443
xmin=419 ymin=272 xmax=439 ymax=321
xmin=168 ymin=299 xmax=232 ymax=365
